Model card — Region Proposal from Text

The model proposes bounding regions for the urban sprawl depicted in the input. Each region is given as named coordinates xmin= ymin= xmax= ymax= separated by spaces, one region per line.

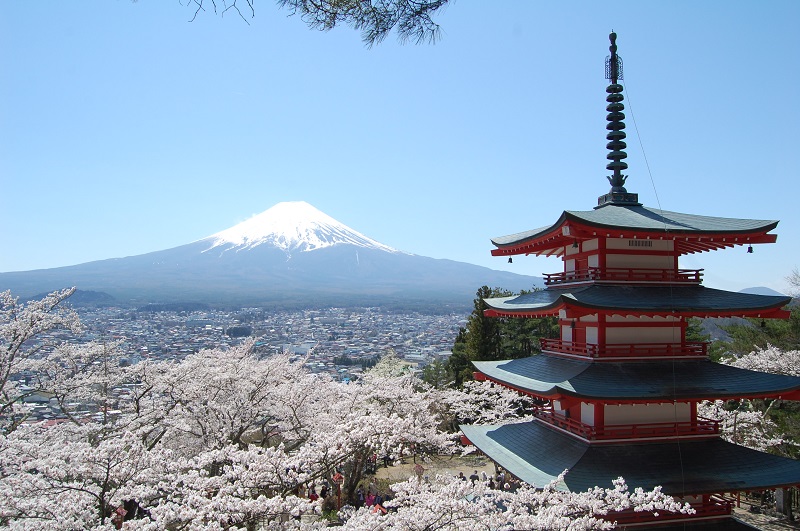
xmin=21 ymin=306 xmax=467 ymax=424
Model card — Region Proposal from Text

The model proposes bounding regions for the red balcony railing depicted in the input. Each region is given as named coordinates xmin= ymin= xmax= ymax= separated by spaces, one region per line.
xmin=539 ymin=339 xmax=707 ymax=360
xmin=533 ymin=409 xmax=720 ymax=441
xmin=544 ymin=267 xmax=703 ymax=285
xmin=607 ymin=495 xmax=731 ymax=526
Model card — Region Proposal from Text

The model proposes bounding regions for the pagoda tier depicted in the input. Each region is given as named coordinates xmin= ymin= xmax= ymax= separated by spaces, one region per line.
xmin=473 ymin=357 xmax=800 ymax=402
xmin=460 ymin=421 xmax=800 ymax=494
xmin=473 ymin=356 xmax=800 ymax=443
xmin=461 ymin=421 xmax=800 ymax=526
xmin=482 ymin=285 xmax=791 ymax=319
xmin=490 ymin=205 xmax=779 ymax=258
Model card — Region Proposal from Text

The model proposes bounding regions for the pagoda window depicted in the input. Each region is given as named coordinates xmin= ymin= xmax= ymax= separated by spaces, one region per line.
xmin=603 ymin=402 xmax=691 ymax=426
xmin=606 ymin=239 xmax=674 ymax=252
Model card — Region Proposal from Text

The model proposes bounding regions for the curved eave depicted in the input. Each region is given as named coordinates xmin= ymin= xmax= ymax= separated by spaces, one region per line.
xmin=460 ymin=422 xmax=800 ymax=494
xmin=490 ymin=210 xmax=779 ymax=257
xmin=483 ymin=286 xmax=791 ymax=320
xmin=490 ymin=215 xmax=571 ymax=258
xmin=485 ymin=306 xmax=791 ymax=320
xmin=479 ymin=370 xmax=800 ymax=403
xmin=472 ymin=357 xmax=800 ymax=402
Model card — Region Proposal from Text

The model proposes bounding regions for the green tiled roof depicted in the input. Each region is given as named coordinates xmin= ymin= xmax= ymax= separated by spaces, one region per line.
xmin=483 ymin=285 xmax=791 ymax=315
xmin=491 ymin=204 xmax=778 ymax=247
xmin=460 ymin=421 xmax=800 ymax=494
xmin=473 ymin=356 xmax=800 ymax=400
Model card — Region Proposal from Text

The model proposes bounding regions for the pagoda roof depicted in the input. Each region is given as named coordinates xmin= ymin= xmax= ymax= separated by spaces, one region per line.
xmin=460 ymin=421 xmax=800 ymax=494
xmin=483 ymin=285 xmax=791 ymax=319
xmin=491 ymin=204 xmax=779 ymax=257
xmin=473 ymin=356 xmax=800 ymax=401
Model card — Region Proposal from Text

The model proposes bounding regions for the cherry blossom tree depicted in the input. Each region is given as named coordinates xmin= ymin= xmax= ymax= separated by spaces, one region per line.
xmin=699 ymin=345 xmax=800 ymax=454
xmin=1 ymin=290 xmax=695 ymax=530
xmin=436 ymin=379 xmax=535 ymax=428
xmin=725 ymin=344 xmax=800 ymax=377
xmin=340 ymin=473 xmax=692 ymax=531
xmin=0 ymin=288 xmax=81 ymax=432
xmin=786 ymin=267 xmax=800 ymax=297
xmin=0 ymin=421 xmax=168 ymax=529
xmin=698 ymin=399 xmax=785 ymax=452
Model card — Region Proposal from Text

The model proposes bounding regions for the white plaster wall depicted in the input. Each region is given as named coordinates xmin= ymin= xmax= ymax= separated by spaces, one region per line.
xmin=588 ymin=254 xmax=600 ymax=268
xmin=583 ymin=239 xmax=599 ymax=251
xmin=604 ymin=403 xmax=690 ymax=425
xmin=606 ymin=253 xmax=674 ymax=269
xmin=562 ymin=326 xmax=573 ymax=342
xmin=566 ymin=259 xmax=575 ymax=272
xmin=605 ymin=327 xmax=682 ymax=344
xmin=581 ymin=402 xmax=595 ymax=426
xmin=606 ymin=315 xmax=677 ymax=323
xmin=586 ymin=327 xmax=598 ymax=345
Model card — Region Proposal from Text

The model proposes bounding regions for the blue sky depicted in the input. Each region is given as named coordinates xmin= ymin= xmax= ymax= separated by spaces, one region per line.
xmin=1 ymin=1 xmax=798 ymax=294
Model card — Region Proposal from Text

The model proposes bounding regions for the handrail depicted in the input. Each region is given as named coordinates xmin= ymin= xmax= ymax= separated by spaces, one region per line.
xmin=539 ymin=338 xmax=708 ymax=359
xmin=544 ymin=267 xmax=703 ymax=285
xmin=608 ymin=497 xmax=731 ymax=525
xmin=533 ymin=409 xmax=720 ymax=440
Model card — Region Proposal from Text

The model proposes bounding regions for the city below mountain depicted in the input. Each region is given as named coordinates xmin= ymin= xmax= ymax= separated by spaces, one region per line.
xmin=0 ymin=202 xmax=542 ymax=310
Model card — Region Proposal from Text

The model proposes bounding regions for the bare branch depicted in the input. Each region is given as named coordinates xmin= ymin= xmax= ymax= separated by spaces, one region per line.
xmin=176 ymin=0 xmax=450 ymax=45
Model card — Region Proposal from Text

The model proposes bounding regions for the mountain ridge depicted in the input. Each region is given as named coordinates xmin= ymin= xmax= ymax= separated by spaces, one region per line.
xmin=1 ymin=202 xmax=542 ymax=309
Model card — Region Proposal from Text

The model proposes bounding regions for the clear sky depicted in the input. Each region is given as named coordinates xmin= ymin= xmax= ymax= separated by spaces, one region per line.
xmin=2 ymin=1 xmax=798 ymax=294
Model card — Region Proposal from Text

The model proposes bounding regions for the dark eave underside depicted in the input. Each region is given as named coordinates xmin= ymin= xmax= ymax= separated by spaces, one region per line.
xmin=490 ymin=205 xmax=779 ymax=257
xmin=483 ymin=285 xmax=791 ymax=319
xmin=460 ymin=421 xmax=800 ymax=494
xmin=472 ymin=356 xmax=800 ymax=401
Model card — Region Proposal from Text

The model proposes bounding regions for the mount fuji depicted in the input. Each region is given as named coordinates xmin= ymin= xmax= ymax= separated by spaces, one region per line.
xmin=0 ymin=202 xmax=542 ymax=309
xmin=204 ymin=201 xmax=399 ymax=255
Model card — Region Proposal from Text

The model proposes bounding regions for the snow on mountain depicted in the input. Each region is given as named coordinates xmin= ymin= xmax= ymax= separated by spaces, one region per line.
xmin=0 ymin=200 xmax=543 ymax=307
xmin=202 ymin=201 xmax=400 ymax=254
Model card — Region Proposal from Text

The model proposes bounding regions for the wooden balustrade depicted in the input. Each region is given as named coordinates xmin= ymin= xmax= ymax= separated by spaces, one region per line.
xmin=544 ymin=267 xmax=703 ymax=285
xmin=608 ymin=496 xmax=731 ymax=525
xmin=539 ymin=338 xmax=707 ymax=360
xmin=533 ymin=409 xmax=720 ymax=441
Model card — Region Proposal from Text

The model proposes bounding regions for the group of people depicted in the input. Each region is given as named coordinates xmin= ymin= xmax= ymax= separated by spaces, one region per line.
xmin=457 ymin=468 xmax=520 ymax=491
xmin=355 ymin=481 xmax=390 ymax=513
xmin=301 ymin=478 xmax=391 ymax=514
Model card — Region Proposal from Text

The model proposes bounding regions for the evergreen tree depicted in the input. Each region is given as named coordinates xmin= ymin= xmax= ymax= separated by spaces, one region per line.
xmin=447 ymin=286 xmax=559 ymax=386
xmin=421 ymin=359 xmax=453 ymax=389
xmin=448 ymin=327 xmax=473 ymax=387
xmin=711 ymin=307 xmax=800 ymax=359
xmin=464 ymin=286 xmax=509 ymax=363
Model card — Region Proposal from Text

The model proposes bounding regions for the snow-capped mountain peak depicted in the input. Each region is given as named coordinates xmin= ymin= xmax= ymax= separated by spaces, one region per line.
xmin=203 ymin=201 xmax=399 ymax=254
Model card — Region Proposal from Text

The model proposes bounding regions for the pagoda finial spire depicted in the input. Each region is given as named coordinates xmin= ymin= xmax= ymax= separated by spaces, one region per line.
xmin=597 ymin=31 xmax=640 ymax=208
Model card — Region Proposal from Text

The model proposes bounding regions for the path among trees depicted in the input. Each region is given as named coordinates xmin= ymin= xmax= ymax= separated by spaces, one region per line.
xmin=374 ymin=454 xmax=496 ymax=484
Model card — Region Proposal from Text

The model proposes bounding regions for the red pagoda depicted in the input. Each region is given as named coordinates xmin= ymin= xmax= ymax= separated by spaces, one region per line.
xmin=460 ymin=33 xmax=800 ymax=528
